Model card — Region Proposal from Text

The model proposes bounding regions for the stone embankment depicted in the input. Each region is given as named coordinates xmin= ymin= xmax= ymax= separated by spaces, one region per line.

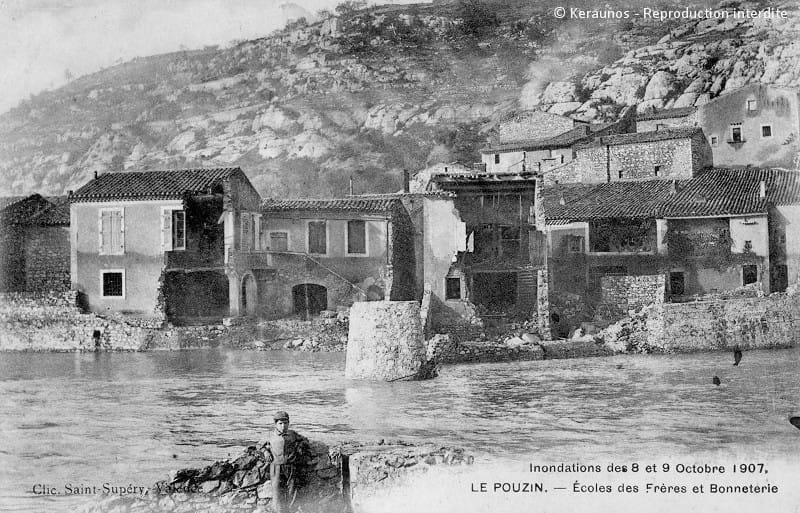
xmin=79 ymin=440 xmax=473 ymax=513
xmin=599 ymin=291 xmax=800 ymax=353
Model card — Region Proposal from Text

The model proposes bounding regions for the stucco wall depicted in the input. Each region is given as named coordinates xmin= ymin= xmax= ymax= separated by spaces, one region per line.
xmin=775 ymin=205 xmax=800 ymax=288
xmin=263 ymin=216 xmax=388 ymax=258
xmin=697 ymin=85 xmax=800 ymax=168
xmin=71 ymin=200 xmax=181 ymax=318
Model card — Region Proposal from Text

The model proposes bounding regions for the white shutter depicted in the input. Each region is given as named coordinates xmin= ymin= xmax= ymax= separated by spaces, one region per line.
xmin=117 ymin=208 xmax=125 ymax=254
xmin=100 ymin=211 xmax=112 ymax=254
xmin=161 ymin=209 xmax=172 ymax=252
xmin=253 ymin=214 xmax=261 ymax=251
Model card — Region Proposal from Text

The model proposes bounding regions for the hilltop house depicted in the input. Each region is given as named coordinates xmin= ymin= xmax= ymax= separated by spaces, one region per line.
xmin=258 ymin=197 xmax=416 ymax=318
xmin=0 ymin=194 xmax=70 ymax=292
xmin=69 ymin=167 xmax=269 ymax=324
xmin=544 ymin=168 xmax=800 ymax=327
xmin=636 ymin=84 xmax=800 ymax=169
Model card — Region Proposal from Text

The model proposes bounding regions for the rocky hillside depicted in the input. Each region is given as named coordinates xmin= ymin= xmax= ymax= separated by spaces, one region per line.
xmin=0 ymin=0 xmax=797 ymax=198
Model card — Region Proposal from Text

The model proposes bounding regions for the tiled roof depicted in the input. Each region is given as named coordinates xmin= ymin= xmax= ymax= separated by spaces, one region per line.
xmin=432 ymin=172 xmax=538 ymax=183
xmin=544 ymin=168 xmax=800 ymax=221
xmin=661 ymin=168 xmax=800 ymax=217
xmin=0 ymin=196 xmax=26 ymax=210
xmin=545 ymin=181 xmax=675 ymax=220
xmin=636 ymin=107 xmax=697 ymax=121
xmin=574 ymin=127 xmax=701 ymax=149
xmin=0 ymin=194 xmax=68 ymax=225
xmin=70 ymin=168 xmax=240 ymax=202
xmin=261 ymin=197 xmax=401 ymax=215
xmin=484 ymin=127 xmax=591 ymax=153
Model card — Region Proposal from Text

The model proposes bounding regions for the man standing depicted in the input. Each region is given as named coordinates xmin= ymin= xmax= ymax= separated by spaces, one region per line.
xmin=264 ymin=411 xmax=309 ymax=513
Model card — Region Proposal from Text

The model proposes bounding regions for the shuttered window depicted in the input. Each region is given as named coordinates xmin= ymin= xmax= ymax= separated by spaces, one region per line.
xmin=347 ymin=220 xmax=366 ymax=255
xmin=241 ymin=213 xmax=252 ymax=252
xmin=99 ymin=209 xmax=124 ymax=255
xmin=308 ymin=221 xmax=326 ymax=254
xmin=270 ymin=232 xmax=288 ymax=252
xmin=160 ymin=207 xmax=185 ymax=252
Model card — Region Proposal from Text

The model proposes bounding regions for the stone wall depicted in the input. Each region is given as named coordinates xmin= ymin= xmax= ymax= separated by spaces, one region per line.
xmin=497 ymin=111 xmax=575 ymax=142
xmin=345 ymin=301 xmax=430 ymax=380
xmin=0 ymin=291 xmax=264 ymax=351
xmin=24 ymin=225 xmax=70 ymax=292
xmin=595 ymin=274 xmax=665 ymax=326
xmin=600 ymin=292 xmax=800 ymax=353
xmin=659 ymin=293 xmax=800 ymax=352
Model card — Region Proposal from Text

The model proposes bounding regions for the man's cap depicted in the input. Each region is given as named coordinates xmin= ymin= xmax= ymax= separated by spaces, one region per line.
xmin=273 ymin=411 xmax=290 ymax=422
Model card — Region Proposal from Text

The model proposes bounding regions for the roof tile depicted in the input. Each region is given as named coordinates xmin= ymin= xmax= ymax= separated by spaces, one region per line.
xmin=70 ymin=168 xmax=240 ymax=202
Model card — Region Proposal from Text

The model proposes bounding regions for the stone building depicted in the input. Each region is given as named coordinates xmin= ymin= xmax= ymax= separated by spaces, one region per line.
xmin=258 ymin=197 xmax=416 ymax=318
xmin=549 ymin=127 xmax=713 ymax=184
xmin=544 ymin=168 xmax=800 ymax=326
xmin=636 ymin=85 xmax=800 ymax=169
xmin=69 ymin=167 xmax=269 ymax=324
xmin=0 ymin=194 xmax=70 ymax=292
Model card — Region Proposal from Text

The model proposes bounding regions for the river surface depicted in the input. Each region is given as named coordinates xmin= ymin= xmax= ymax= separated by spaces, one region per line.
xmin=2 ymin=348 xmax=800 ymax=513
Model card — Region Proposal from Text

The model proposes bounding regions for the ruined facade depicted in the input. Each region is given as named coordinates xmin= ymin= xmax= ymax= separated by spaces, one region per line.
xmin=427 ymin=170 xmax=549 ymax=330
xmin=69 ymin=167 xmax=269 ymax=324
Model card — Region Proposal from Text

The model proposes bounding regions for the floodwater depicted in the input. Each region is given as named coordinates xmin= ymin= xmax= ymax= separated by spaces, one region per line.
xmin=1 ymin=348 xmax=799 ymax=513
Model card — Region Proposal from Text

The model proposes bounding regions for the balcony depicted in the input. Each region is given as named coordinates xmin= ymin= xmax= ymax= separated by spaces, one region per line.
xmin=227 ymin=249 xmax=273 ymax=270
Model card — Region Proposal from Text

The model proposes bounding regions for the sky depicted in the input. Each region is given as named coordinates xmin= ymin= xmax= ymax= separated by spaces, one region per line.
xmin=0 ymin=0 xmax=422 ymax=114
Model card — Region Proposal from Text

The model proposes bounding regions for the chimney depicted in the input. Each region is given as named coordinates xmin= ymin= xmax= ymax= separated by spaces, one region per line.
xmin=670 ymin=179 xmax=677 ymax=195
xmin=67 ymin=190 xmax=73 ymax=196
xmin=349 ymin=176 xmax=354 ymax=196
xmin=759 ymin=180 xmax=766 ymax=199
xmin=94 ymin=171 xmax=98 ymax=179
xmin=403 ymin=169 xmax=410 ymax=193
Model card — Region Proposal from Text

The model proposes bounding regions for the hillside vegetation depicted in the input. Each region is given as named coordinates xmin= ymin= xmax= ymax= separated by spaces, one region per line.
xmin=0 ymin=0 xmax=797 ymax=198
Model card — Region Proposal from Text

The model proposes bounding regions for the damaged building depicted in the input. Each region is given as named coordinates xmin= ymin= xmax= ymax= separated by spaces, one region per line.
xmin=69 ymin=167 xmax=269 ymax=325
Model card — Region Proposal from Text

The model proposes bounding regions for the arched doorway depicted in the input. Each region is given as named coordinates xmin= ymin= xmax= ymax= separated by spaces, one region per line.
xmin=293 ymin=283 xmax=327 ymax=317
xmin=241 ymin=273 xmax=258 ymax=317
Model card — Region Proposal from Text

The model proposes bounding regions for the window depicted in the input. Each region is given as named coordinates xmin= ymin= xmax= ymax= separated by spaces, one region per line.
xmin=730 ymin=126 xmax=743 ymax=143
xmin=656 ymin=123 xmax=666 ymax=131
xmin=500 ymin=225 xmax=520 ymax=257
xmin=742 ymin=264 xmax=758 ymax=285
xmin=270 ymin=232 xmax=288 ymax=252
xmin=99 ymin=208 xmax=124 ymax=255
xmin=743 ymin=240 xmax=753 ymax=252
xmin=761 ymin=125 xmax=772 ymax=138
xmin=445 ymin=277 xmax=461 ymax=300
xmin=618 ymin=169 xmax=624 ymax=179
xmin=101 ymin=270 xmax=124 ymax=298
xmin=160 ymin=207 xmax=184 ymax=252
xmin=172 ymin=210 xmax=186 ymax=250
xmin=669 ymin=272 xmax=685 ymax=296
xmin=654 ymin=165 xmax=661 ymax=177
xmin=494 ymin=154 xmax=500 ymax=164
xmin=347 ymin=220 xmax=367 ymax=255
xmin=567 ymin=235 xmax=584 ymax=253
xmin=710 ymin=136 xmax=718 ymax=147
xmin=747 ymin=99 xmax=757 ymax=111
xmin=307 ymin=221 xmax=327 ymax=254
xmin=241 ymin=213 xmax=252 ymax=251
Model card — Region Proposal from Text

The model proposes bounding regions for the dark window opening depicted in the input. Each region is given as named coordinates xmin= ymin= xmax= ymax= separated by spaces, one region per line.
xmin=743 ymin=240 xmax=753 ymax=252
xmin=347 ymin=220 xmax=366 ymax=254
xmin=654 ymin=165 xmax=661 ymax=177
xmin=293 ymin=284 xmax=327 ymax=317
xmin=731 ymin=126 xmax=743 ymax=143
xmin=494 ymin=154 xmax=500 ymax=164
xmin=102 ymin=272 xmax=123 ymax=297
xmin=472 ymin=272 xmax=517 ymax=313
xmin=618 ymin=169 xmax=624 ymax=179
xmin=761 ymin=125 xmax=772 ymax=137
xmin=308 ymin=221 xmax=326 ymax=254
xmin=742 ymin=265 xmax=758 ymax=285
xmin=445 ymin=277 xmax=461 ymax=300
xmin=711 ymin=136 xmax=718 ymax=147
xmin=270 ymin=232 xmax=288 ymax=252
xmin=669 ymin=272 xmax=685 ymax=296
